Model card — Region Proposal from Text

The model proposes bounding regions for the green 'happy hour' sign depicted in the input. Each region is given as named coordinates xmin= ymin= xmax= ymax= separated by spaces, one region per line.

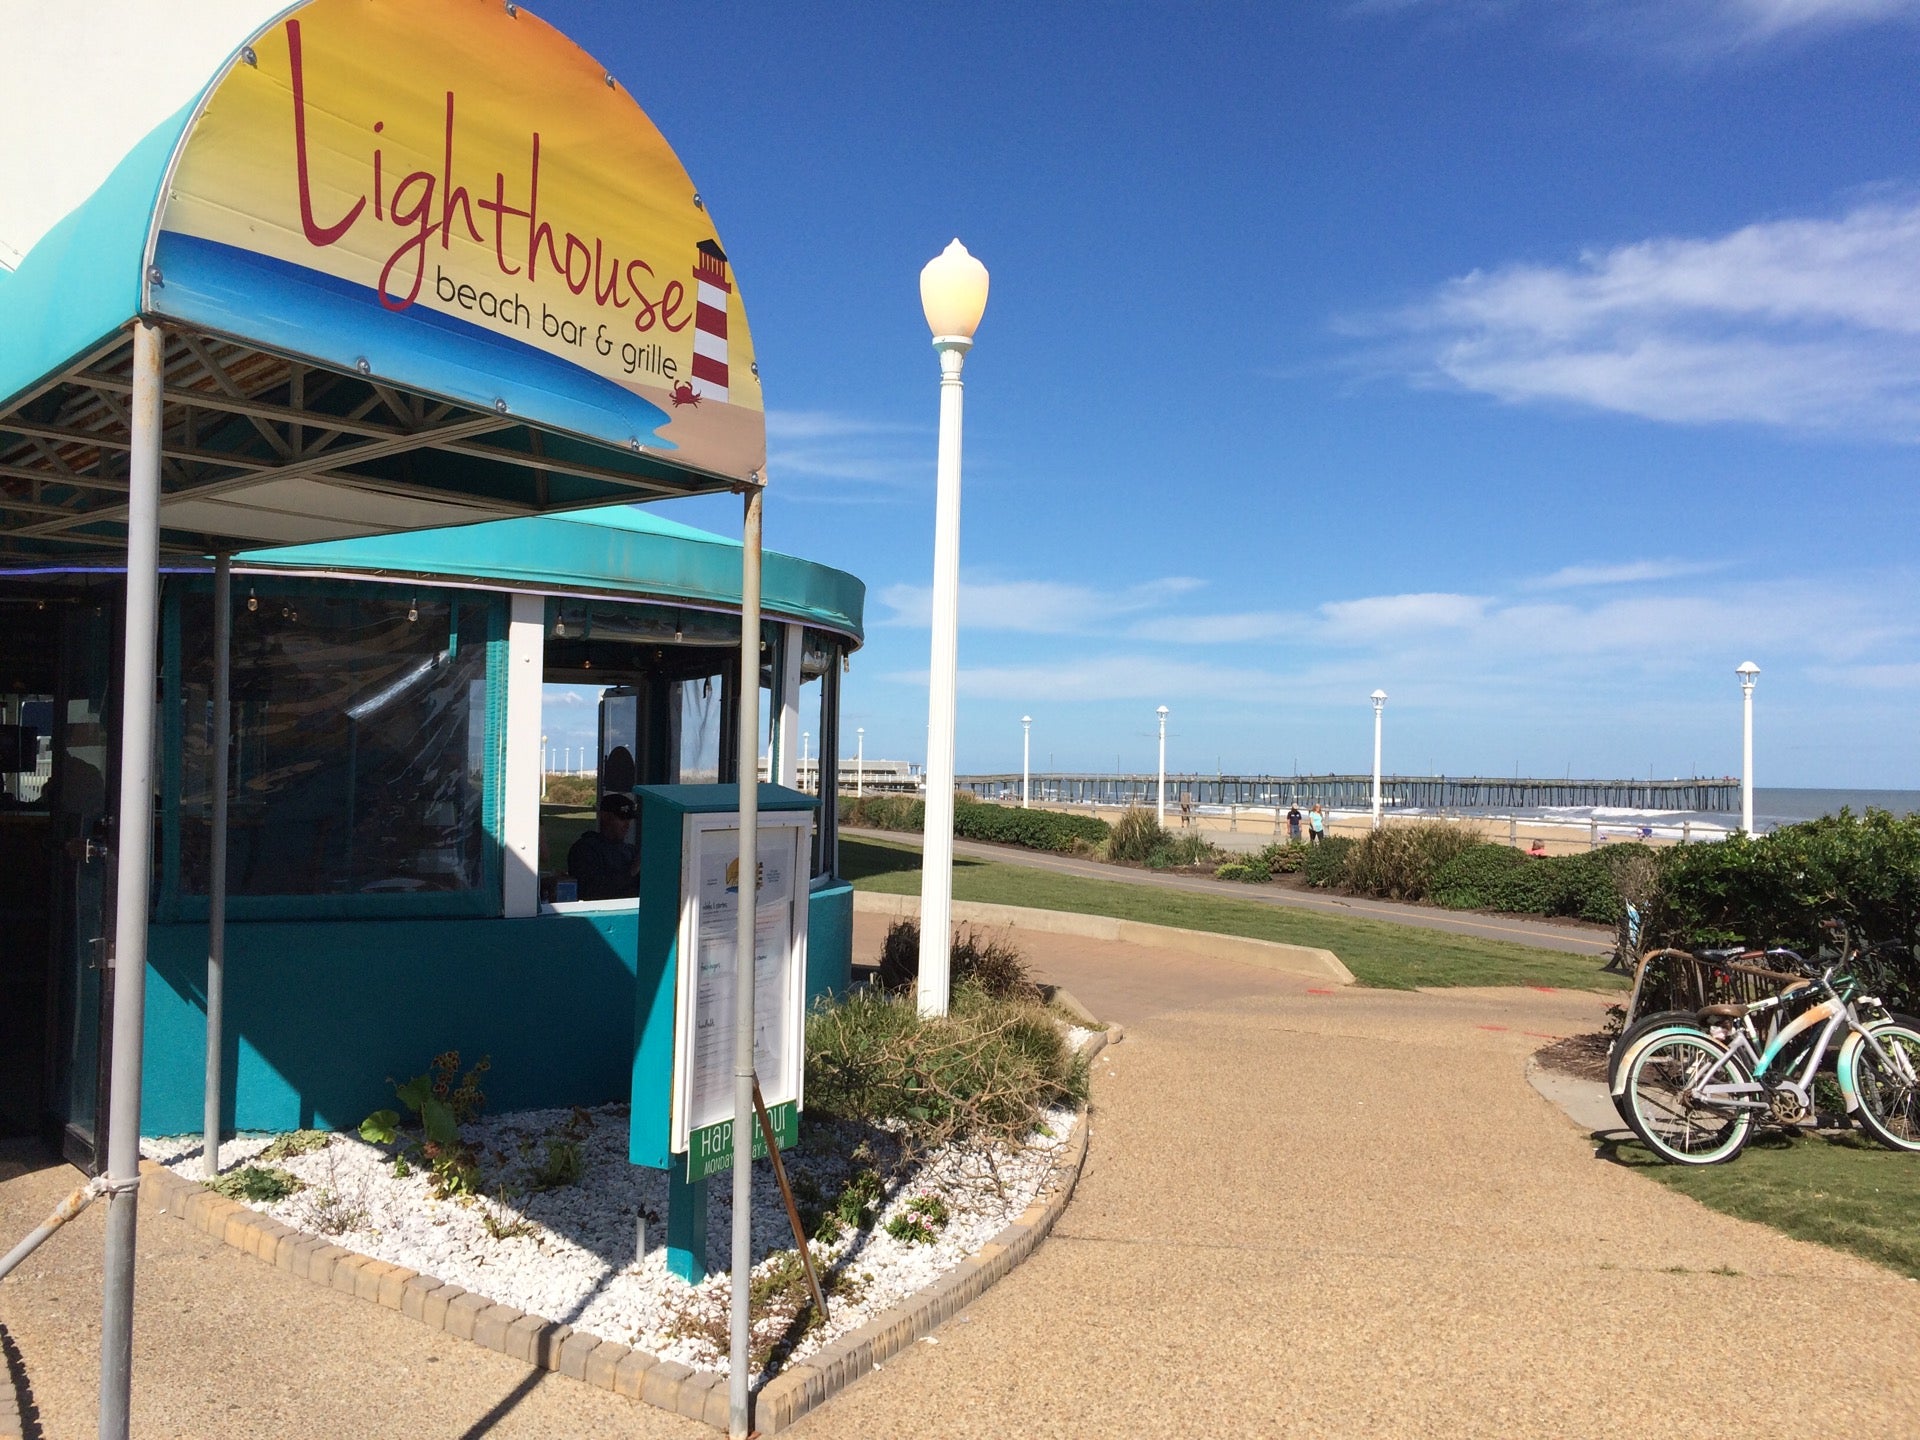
xmin=686 ymin=1099 xmax=797 ymax=1182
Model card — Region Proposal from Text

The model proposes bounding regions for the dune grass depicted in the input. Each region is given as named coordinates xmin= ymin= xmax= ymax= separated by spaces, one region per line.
xmin=841 ymin=835 xmax=1625 ymax=992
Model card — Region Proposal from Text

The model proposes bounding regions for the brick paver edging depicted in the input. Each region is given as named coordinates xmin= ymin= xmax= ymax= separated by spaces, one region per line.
xmin=0 ymin=1323 xmax=25 ymax=1440
xmin=136 ymin=1024 xmax=1119 ymax=1434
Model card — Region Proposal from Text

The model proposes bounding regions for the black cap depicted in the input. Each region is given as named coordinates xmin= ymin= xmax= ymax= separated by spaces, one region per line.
xmin=599 ymin=792 xmax=636 ymax=818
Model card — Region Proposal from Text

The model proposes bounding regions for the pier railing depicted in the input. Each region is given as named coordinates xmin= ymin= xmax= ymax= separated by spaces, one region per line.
xmin=954 ymin=773 xmax=1740 ymax=813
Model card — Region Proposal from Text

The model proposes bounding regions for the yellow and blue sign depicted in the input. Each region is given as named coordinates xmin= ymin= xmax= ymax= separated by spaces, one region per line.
xmin=148 ymin=0 xmax=764 ymax=480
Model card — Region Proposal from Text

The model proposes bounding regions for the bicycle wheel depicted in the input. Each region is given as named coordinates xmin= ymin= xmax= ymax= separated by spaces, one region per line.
xmin=1623 ymin=1031 xmax=1754 ymax=1165
xmin=1612 ymin=1021 xmax=1704 ymax=1136
xmin=1846 ymin=1023 xmax=1920 ymax=1152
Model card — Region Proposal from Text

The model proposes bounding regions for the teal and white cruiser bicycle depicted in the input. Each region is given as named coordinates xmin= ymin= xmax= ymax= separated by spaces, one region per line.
xmin=1611 ymin=947 xmax=1920 ymax=1166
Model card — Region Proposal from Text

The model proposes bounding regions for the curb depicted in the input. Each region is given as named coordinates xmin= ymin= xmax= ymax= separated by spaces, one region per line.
xmin=139 ymin=1026 xmax=1119 ymax=1434
xmin=853 ymin=890 xmax=1353 ymax=984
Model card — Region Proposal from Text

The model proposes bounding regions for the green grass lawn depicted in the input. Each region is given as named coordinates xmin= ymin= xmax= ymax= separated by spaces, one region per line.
xmin=842 ymin=835 xmax=1626 ymax=992
xmin=1609 ymin=1130 xmax=1920 ymax=1279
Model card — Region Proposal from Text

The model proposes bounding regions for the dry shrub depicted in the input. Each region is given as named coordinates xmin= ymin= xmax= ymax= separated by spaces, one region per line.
xmin=1104 ymin=806 xmax=1166 ymax=864
xmin=1342 ymin=823 xmax=1480 ymax=901
xmin=876 ymin=919 xmax=1041 ymax=1002
xmin=805 ymin=986 xmax=1087 ymax=1156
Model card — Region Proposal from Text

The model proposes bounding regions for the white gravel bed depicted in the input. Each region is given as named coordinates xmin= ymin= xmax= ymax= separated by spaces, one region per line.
xmin=144 ymin=1100 xmax=1078 ymax=1379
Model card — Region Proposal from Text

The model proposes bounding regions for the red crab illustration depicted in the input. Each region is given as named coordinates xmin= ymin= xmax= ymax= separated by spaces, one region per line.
xmin=667 ymin=380 xmax=702 ymax=408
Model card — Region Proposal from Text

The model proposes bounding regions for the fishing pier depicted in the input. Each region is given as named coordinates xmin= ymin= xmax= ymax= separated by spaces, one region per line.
xmin=954 ymin=773 xmax=1741 ymax=813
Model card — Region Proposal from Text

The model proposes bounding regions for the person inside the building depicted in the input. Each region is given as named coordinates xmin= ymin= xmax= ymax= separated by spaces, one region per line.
xmin=568 ymin=791 xmax=641 ymax=900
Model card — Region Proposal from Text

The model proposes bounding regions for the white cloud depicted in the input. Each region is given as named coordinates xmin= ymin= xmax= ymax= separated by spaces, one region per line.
xmin=1524 ymin=558 xmax=1728 ymax=589
xmin=1319 ymin=592 xmax=1489 ymax=639
xmin=879 ymin=575 xmax=1204 ymax=635
xmin=1378 ymin=198 xmax=1920 ymax=439
xmin=1354 ymin=0 xmax=1920 ymax=50
xmin=763 ymin=409 xmax=926 ymax=491
xmin=1715 ymin=0 xmax=1920 ymax=41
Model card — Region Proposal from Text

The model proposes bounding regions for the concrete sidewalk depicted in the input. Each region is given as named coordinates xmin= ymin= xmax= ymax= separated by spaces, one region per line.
xmin=843 ymin=827 xmax=1617 ymax=957
xmin=4 ymin=919 xmax=1914 ymax=1438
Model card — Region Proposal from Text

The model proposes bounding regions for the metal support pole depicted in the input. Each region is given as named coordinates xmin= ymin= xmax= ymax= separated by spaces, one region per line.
xmin=855 ymin=728 xmax=864 ymax=798
xmin=917 ymin=339 xmax=970 ymax=1018
xmin=729 ymin=484 xmax=764 ymax=1438
xmin=202 ymin=554 xmax=232 ymax=1180
xmin=99 ymin=319 xmax=164 ymax=1440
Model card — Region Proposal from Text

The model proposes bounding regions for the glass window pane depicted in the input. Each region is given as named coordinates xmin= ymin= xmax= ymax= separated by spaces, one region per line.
xmin=179 ymin=587 xmax=492 ymax=897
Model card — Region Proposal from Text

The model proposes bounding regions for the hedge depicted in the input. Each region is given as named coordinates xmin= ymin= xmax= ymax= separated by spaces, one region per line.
xmin=838 ymin=795 xmax=1110 ymax=854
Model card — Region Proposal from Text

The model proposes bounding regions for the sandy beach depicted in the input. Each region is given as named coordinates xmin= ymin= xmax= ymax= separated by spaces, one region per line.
xmin=1004 ymin=799 xmax=1720 ymax=857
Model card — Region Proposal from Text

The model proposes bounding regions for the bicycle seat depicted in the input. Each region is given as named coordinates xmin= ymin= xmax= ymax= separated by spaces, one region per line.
xmin=1699 ymin=947 xmax=1750 ymax=962
xmin=1698 ymin=1002 xmax=1749 ymax=1020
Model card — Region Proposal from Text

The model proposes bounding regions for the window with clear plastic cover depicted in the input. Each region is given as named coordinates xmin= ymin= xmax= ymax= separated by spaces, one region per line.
xmin=800 ymin=632 xmax=840 ymax=878
xmin=173 ymin=584 xmax=494 ymax=902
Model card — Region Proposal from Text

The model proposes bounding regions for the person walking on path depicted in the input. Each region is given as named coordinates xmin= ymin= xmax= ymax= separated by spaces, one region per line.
xmin=1286 ymin=803 xmax=1303 ymax=841
xmin=1308 ymin=804 xmax=1325 ymax=844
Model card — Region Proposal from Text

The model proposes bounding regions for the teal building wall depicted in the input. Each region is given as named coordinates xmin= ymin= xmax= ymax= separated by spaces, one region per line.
xmin=139 ymin=885 xmax=854 ymax=1137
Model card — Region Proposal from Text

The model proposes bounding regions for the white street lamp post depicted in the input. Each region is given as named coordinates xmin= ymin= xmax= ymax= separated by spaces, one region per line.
xmin=1021 ymin=715 xmax=1032 ymax=809
xmin=856 ymin=727 xmax=865 ymax=798
xmin=802 ymin=731 xmax=810 ymax=792
xmin=916 ymin=239 xmax=989 ymax=1018
xmin=1371 ymin=690 xmax=1388 ymax=830
xmin=1156 ymin=705 xmax=1169 ymax=828
xmin=1737 ymin=661 xmax=1759 ymax=835
xmin=541 ymin=734 xmax=548 ymax=800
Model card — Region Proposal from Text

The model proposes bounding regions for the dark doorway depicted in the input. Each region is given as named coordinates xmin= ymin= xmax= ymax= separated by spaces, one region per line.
xmin=0 ymin=580 xmax=119 ymax=1169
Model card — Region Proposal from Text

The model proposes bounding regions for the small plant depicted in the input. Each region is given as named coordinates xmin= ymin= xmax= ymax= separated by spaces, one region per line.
xmin=833 ymin=1168 xmax=885 ymax=1230
xmin=258 ymin=1129 xmax=331 ymax=1162
xmin=210 ymin=1164 xmax=303 ymax=1204
xmin=528 ymin=1138 xmax=584 ymax=1191
xmin=359 ymin=1052 xmax=492 ymax=1201
xmin=884 ymin=1213 xmax=937 ymax=1244
xmin=1259 ymin=841 xmax=1309 ymax=874
xmin=391 ymin=1154 xmax=413 ymax=1179
xmin=1214 ymin=858 xmax=1272 ymax=883
xmin=479 ymin=1195 xmax=536 ymax=1240
xmin=907 ymin=1193 xmax=950 ymax=1227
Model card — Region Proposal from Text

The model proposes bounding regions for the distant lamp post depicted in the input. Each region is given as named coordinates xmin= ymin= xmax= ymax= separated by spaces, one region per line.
xmin=540 ymin=734 xmax=549 ymax=800
xmin=1156 ymin=705 xmax=1170 ymax=828
xmin=1370 ymin=690 xmax=1388 ymax=830
xmin=1021 ymin=715 xmax=1032 ymax=809
xmin=1737 ymin=661 xmax=1760 ymax=834
xmin=802 ymin=731 xmax=811 ymax=792
xmin=856 ymin=727 xmax=865 ymax=798
xmin=916 ymin=238 xmax=990 ymax=1018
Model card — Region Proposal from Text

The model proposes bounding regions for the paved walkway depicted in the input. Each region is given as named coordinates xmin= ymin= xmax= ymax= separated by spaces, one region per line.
xmin=5 ymin=919 xmax=1916 ymax=1438
xmin=845 ymin=827 xmax=1615 ymax=956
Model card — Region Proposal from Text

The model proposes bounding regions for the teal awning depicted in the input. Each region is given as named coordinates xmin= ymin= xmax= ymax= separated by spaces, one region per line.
xmin=237 ymin=507 xmax=865 ymax=644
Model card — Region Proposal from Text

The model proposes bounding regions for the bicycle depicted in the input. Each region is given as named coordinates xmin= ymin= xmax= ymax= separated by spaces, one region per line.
xmin=1611 ymin=946 xmax=1920 ymax=1165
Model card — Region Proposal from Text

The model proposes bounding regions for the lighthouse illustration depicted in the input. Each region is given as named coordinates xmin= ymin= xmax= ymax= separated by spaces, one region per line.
xmin=690 ymin=238 xmax=731 ymax=404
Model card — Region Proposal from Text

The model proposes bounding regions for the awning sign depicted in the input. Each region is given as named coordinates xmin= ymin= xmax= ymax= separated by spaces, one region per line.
xmin=149 ymin=0 xmax=765 ymax=480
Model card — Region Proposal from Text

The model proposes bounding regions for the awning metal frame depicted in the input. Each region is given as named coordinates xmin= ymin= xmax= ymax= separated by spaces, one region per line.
xmin=0 ymin=321 xmax=740 ymax=559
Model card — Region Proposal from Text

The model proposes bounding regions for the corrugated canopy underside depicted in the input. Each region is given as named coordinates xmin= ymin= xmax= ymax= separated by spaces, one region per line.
xmin=0 ymin=327 xmax=738 ymax=561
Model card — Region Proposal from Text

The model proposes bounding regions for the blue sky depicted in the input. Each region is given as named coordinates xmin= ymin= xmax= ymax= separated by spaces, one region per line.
xmin=538 ymin=0 xmax=1920 ymax=786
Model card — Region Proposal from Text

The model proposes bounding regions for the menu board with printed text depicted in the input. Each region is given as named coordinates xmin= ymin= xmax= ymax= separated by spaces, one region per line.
xmin=670 ymin=811 xmax=809 ymax=1160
